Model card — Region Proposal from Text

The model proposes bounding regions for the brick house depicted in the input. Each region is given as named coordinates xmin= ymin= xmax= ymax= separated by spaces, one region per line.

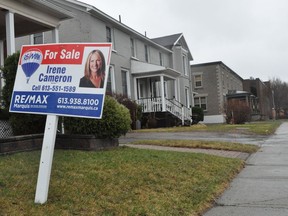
xmin=243 ymin=78 xmax=273 ymax=120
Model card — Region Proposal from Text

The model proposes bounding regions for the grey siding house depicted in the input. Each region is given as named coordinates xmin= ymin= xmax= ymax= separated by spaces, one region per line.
xmin=191 ymin=61 xmax=243 ymax=123
xmin=14 ymin=0 xmax=194 ymax=127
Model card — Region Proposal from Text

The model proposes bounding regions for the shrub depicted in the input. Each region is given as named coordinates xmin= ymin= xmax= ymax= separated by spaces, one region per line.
xmin=64 ymin=95 xmax=131 ymax=138
xmin=192 ymin=106 xmax=204 ymax=124
xmin=109 ymin=93 xmax=142 ymax=130
xmin=9 ymin=114 xmax=46 ymax=135
xmin=226 ymin=101 xmax=251 ymax=124
xmin=1 ymin=52 xmax=20 ymax=110
xmin=1 ymin=52 xmax=46 ymax=135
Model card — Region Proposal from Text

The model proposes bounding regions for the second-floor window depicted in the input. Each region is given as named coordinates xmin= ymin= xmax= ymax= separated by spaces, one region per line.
xmin=182 ymin=54 xmax=188 ymax=76
xmin=130 ymin=38 xmax=136 ymax=57
xmin=159 ymin=52 xmax=163 ymax=66
xmin=106 ymin=26 xmax=112 ymax=42
xmin=194 ymin=74 xmax=203 ymax=88
xmin=144 ymin=45 xmax=149 ymax=62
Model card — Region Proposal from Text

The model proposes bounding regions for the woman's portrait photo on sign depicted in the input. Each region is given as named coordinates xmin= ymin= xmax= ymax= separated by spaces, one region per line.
xmin=79 ymin=49 xmax=106 ymax=88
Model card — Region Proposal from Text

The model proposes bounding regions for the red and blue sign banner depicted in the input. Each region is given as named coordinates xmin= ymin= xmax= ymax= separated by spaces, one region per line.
xmin=10 ymin=43 xmax=112 ymax=119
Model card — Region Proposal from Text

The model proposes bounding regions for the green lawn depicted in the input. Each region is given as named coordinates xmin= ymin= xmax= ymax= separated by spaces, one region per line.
xmin=136 ymin=120 xmax=283 ymax=135
xmin=0 ymin=148 xmax=243 ymax=216
xmin=131 ymin=139 xmax=260 ymax=153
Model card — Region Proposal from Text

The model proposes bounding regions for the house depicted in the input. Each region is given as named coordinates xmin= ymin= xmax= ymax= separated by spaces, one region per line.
xmin=226 ymin=90 xmax=259 ymax=123
xmin=243 ymin=78 xmax=273 ymax=120
xmin=13 ymin=0 xmax=194 ymax=128
xmin=0 ymin=0 xmax=73 ymax=105
xmin=191 ymin=61 xmax=243 ymax=123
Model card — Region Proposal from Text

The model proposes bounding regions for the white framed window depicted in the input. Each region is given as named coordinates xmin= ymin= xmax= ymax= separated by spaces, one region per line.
xmin=106 ymin=26 xmax=115 ymax=50
xmin=159 ymin=52 xmax=163 ymax=66
xmin=194 ymin=74 xmax=203 ymax=88
xmin=130 ymin=38 xmax=136 ymax=58
xmin=106 ymin=65 xmax=115 ymax=94
xmin=182 ymin=54 xmax=188 ymax=76
xmin=121 ymin=69 xmax=131 ymax=97
xmin=144 ymin=45 xmax=149 ymax=62
xmin=194 ymin=96 xmax=207 ymax=111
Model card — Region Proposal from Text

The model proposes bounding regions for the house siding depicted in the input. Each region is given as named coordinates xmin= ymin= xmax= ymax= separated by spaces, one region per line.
xmin=191 ymin=62 xmax=243 ymax=123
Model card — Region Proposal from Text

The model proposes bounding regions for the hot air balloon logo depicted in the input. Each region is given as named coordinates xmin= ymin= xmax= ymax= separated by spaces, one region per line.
xmin=21 ymin=49 xmax=43 ymax=83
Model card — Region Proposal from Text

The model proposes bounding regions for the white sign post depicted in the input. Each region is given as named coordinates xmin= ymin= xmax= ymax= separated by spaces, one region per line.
xmin=34 ymin=115 xmax=58 ymax=204
xmin=9 ymin=43 xmax=112 ymax=204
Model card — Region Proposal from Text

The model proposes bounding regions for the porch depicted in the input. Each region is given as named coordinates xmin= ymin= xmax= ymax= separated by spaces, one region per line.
xmin=136 ymin=97 xmax=192 ymax=128
xmin=131 ymin=59 xmax=192 ymax=128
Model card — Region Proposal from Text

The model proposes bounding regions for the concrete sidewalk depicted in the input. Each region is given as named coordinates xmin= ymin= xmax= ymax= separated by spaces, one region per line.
xmin=204 ymin=122 xmax=288 ymax=216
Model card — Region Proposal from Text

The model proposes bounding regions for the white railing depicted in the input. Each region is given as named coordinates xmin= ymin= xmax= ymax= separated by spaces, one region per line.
xmin=137 ymin=97 xmax=192 ymax=125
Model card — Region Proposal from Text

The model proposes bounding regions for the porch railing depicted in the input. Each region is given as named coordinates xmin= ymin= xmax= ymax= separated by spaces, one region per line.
xmin=136 ymin=97 xmax=192 ymax=125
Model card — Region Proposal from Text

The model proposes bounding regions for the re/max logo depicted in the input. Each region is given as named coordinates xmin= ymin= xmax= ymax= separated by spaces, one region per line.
xmin=14 ymin=94 xmax=49 ymax=104
xmin=23 ymin=52 xmax=42 ymax=61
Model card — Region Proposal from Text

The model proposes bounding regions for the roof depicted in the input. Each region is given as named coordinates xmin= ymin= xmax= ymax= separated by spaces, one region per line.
xmin=191 ymin=61 xmax=243 ymax=81
xmin=152 ymin=33 xmax=193 ymax=60
xmin=52 ymin=0 xmax=173 ymax=54
xmin=151 ymin=33 xmax=183 ymax=49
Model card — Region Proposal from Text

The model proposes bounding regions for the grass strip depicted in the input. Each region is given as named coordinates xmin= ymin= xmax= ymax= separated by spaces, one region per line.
xmin=0 ymin=148 xmax=243 ymax=216
xmin=135 ymin=120 xmax=283 ymax=135
xmin=131 ymin=139 xmax=260 ymax=153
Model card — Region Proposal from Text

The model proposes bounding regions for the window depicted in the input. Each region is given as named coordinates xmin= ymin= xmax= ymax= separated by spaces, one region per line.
xmin=106 ymin=26 xmax=112 ymax=42
xmin=194 ymin=74 xmax=202 ymax=88
xmin=33 ymin=33 xmax=43 ymax=44
xmin=194 ymin=96 xmax=207 ymax=111
xmin=144 ymin=45 xmax=149 ymax=62
xmin=121 ymin=69 xmax=130 ymax=97
xmin=159 ymin=52 xmax=163 ymax=66
xmin=106 ymin=65 xmax=115 ymax=94
xmin=121 ymin=70 xmax=128 ymax=96
xmin=106 ymin=26 xmax=116 ymax=50
xmin=185 ymin=87 xmax=190 ymax=107
xmin=130 ymin=38 xmax=136 ymax=57
xmin=182 ymin=54 xmax=188 ymax=76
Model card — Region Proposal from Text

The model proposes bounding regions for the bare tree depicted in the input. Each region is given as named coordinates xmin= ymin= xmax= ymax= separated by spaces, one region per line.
xmin=270 ymin=77 xmax=288 ymax=118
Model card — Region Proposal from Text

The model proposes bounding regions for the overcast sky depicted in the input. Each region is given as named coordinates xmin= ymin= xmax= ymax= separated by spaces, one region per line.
xmin=81 ymin=0 xmax=288 ymax=82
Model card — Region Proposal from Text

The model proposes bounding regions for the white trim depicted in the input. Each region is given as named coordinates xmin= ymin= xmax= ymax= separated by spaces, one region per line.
xmin=121 ymin=69 xmax=131 ymax=98
xmin=52 ymin=27 xmax=59 ymax=43
xmin=110 ymin=65 xmax=116 ymax=93
xmin=160 ymin=75 xmax=166 ymax=111
xmin=5 ymin=11 xmax=15 ymax=55
xmin=173 ymin=33 xmax=183 ymax=46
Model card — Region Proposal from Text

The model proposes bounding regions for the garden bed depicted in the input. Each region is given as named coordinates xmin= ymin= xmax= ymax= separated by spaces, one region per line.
xmin=0 ymin=134 xmax=119 ymax=155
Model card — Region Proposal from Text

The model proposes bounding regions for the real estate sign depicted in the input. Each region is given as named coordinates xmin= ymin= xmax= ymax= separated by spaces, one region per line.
xmin=10 ymin=43 xmax=112 ymax=119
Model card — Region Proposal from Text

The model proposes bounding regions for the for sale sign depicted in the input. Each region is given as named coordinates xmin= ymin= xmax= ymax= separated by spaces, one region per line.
xmin=10 ymin=43 xmax=112 ymax=118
